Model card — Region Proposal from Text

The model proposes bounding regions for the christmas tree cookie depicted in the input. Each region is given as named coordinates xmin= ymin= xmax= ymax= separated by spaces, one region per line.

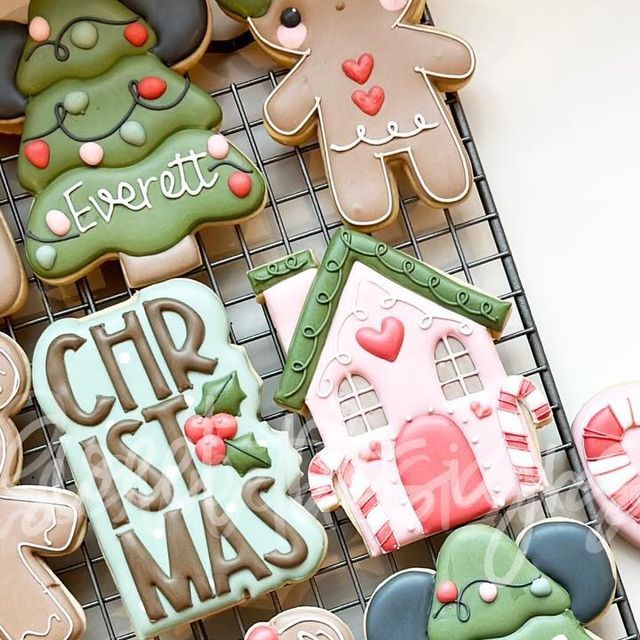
xmin=32 ymin=278 xmax=327 ymax=639
xmin=365 ymin=520 xmax=617 ymax=640
xmin=15 ymin=0 xmax=266 ymax=287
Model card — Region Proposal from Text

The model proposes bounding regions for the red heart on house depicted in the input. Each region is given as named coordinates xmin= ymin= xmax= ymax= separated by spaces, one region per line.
xmin=23 ymin=139 xmax=50 ymax=169
xmin=356 ymin=317 xmax=404 ymax=362
xmin=470 ymin=401 xmax=493 ymax=419
xmin=351 ymin=86 xmax=385 ymax=116
xmin=342 ymin=53 xmax=374 ymax=85
xmin=360 ymin=440 xmax=382 ymax=462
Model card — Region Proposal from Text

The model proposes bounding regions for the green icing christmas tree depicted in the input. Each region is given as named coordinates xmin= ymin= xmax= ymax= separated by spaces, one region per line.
xmin=428 ymin=525 xmax=590 ymax=640
xmin=18 ymin=0 xmax=265 ymax=286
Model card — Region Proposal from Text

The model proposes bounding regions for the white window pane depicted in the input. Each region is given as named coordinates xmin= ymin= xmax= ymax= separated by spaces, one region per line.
xmin=338 ymin=378 xmax=352 ymax=397
xmin=448 ymin=337 xmax=465 ymax=353
xmin=436 ymin=361 xmax=456 ymax=383
xmin=456 ymin=354 xmax=475 ymax=374
xmin=366 ymin=408 xmax=388 ymax=429
xmin=340 ymin=397 xmax=358 ymax=418
xmin=465 ymin=375 xmax=483 ymax=394
xmin=443 ymin=380 xmax=465 ymax=400
xmin=346 ymin=416 xmax=367 ymax=436
xmin=360 ymin=390 xmax=380 ymax=409
xmin=435 ymin=340 xmax=448 ymax=360
xmin=353 ymin=375 xmax=371 ymax=390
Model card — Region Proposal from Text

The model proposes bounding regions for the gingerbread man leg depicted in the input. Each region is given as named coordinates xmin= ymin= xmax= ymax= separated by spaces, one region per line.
xmin=404 ymin=114 xmax=472 ymax=208
xmin=325 ymin=146 xmax=398 ymax=229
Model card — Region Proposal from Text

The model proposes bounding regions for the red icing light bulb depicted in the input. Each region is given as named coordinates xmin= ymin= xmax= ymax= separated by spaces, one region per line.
xmin=137 ymin=76 xmax=167 ymax=100
xmin=246 ymin=624 xmax=280 ymax=640
xmin=228 ymin=172 xmax=252 ymax=198
xmin=211 ymin=413 xmax=238 ymax=440
xmin=24 ymin=139 xmax=50 ymax=169
xmin=436 ymin=580 xmax=458 ymax=604
xmin=124 ymin=22 xmax=149 ymax=47
xmin=195 ymin=434 xmax=226 ymax=466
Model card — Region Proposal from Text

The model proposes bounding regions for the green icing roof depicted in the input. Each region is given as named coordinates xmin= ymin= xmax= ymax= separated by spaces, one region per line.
xmin=263 ymin=229 xmax=512 ymax=412
xmin=249 ymin=250 xmax=317 ymax=297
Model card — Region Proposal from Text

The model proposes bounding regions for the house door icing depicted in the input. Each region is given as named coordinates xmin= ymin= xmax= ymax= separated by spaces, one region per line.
xmin=395 ymin=414 xmax=494 ymax=534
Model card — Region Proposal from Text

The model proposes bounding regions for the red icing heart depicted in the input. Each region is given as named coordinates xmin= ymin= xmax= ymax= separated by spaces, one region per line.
xmin=124 ymin=22 xmax=149 ymax=47
xmin=396 ymin=414 xmax=494 ymax=534
xmin=137 ymin=76 xmax=167 ymax=100
xmin=342 ymin=53 xmax=374 ymax=85
xmin=360 ymin=440 xmax=382 ymax=462
xmin=351 ymin=86 xmax=385 ymax=116
xmin=23 ymin=140 xmax=50 ymax=169
xmin=356 ymin=317 xmax=404 ymax=362
xmin=471 ymin=401 xmax=493 ymax=420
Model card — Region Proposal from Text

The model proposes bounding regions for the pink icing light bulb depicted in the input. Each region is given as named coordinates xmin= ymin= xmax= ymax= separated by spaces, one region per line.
xmin=29 ymin=16 xmax=51 ymax=42
xmin=436 ymin=580 xmax=458 ymax=604
xmin=79 ymin=142 xmax=104 ymax=166
xmin=207 ymin=134 xmax=230 ymax=160
xmin=46 ymin=210 xmax=72 ymax=237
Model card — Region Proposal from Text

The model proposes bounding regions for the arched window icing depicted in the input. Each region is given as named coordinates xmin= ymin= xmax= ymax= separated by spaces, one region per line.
xmin=338 ymin=375 xmax=388 ymax=436
xmin=435 ymin=336 xmax=483 ymax=400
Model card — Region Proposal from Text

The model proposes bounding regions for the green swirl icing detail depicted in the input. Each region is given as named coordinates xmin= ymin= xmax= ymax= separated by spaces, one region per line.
xmin=267 ymin=229 xmax=512 ymax=412
xmin=248 ymin=250 xmax=317 ymax=296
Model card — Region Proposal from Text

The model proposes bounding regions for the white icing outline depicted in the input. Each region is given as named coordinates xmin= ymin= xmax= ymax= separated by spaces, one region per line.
xmin=0 ymin=493 xmax=79 ymax=640
xmin=278 ymin=615 xmax=346 ymax=640
xmin=329 ymin=114 xmax=439 ymax=152
xmin=252 ymin=10 xmax=475 ymax=227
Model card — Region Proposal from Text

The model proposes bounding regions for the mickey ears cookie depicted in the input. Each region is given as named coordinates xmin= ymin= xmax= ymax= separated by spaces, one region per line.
xmin=0 ymin=332 xmax=88 ymax=640
xmin=13 ymin=0 xmax=266 ymax=287
xmin=222 ymin=0 xmax=474 ymax=230
xmin=573 ymin=383 xmax=640 ymax=548
xmin=0 ymin=212 xmax=28 ymax=318
xmin=245 ymin=607 xmax=354 ymax=640
xmin=32 ymin=279 xmax=327 ymax=639
xmin=0 ymin=0 xmax=212 ymax=133
xmin=364 ymin=520 xmax=616 ymax=640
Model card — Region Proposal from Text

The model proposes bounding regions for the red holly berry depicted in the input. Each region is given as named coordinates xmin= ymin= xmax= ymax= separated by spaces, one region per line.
xmin=184 ymin=415 xmax=211 ymax=444
xmin=195 ymin=434 xmax=226 ymax=465
xmin=246 ymin=625 xmax=280 ymax=640
xmin=137 ymin=76 xmax=167 ymax=100
xmin=211 ymin=413 xmax=238 ymax=440
xmin=24 ymin=139 xmax=50 ymax=169
xmin=228 ymin=171 xmax=252 ymax=198
xmin=436 ymin=580 xmax=459 ymax=604
xmin=124 ymin=22 xmax=149 ymax=47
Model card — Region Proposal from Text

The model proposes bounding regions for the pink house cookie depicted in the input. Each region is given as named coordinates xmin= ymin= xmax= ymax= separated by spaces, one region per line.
xmin=573 ymin=383 xmax=640 ymax=546
xmin=250 ymin=230 xmax=553 ymax=556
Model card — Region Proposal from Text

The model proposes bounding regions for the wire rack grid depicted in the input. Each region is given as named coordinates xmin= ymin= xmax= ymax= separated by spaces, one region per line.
xmin=0 ymin=5 xmax=637 ymax=640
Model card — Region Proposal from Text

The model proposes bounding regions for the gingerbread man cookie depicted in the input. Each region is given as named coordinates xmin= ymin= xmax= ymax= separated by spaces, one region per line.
xmin=251 ymin=230 xmax=552 ymax=557
xmin=365 ymin=520 xmax=617 ymax=640
xmin=32 ymin=279 xmax=327 ymax=639
xmin=8 ymin=0 xmax=266 ymax=287
xmin=220 ymin=0 xmax=474 ymax=230
xmin=573 ymin=383 xmax=640 ymax=548
xmin=245 ymin=607 xmax=354 ymax=640
xmin=0 ymin=0 xmax=213 ymax=133
xmin=0 ymin=213 xmax=28 ymax=318
xmin=0 ymin=332 xmax=88 ymax=640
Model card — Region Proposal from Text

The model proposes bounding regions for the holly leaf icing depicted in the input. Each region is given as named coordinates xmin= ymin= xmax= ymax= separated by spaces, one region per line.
xmin=224 ymin=433 xmax=272 ymax=476
xmin=195 ymin=372 xmax=247 ymax=417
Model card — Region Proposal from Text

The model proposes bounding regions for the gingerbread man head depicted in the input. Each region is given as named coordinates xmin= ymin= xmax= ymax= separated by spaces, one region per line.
xmin=0 ymin=332 xmax=88 ymax=640
xmin=245 ymin=607 xmax=354 ymax=640
xmin=221 ymin=0 xmax=474 ymax=230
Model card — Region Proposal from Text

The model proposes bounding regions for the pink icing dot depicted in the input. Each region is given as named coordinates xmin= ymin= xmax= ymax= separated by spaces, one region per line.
xmin=207 ymin=134 xmax=230 ymax=160
xmin=228 ymin=172 xmax=252 ymax=198
xmin=46 ymin=210 xmax=72 ymax=237
xmin=79 ymin=142 xmax=104 ymax=166
xmin=276 ymin=23 xmax=307 ymax=50
xmin=29 ymin=16 xmax=51 ymax=42
xmin=245 ymin=624 xmax=280 ymax=640
xmin=379 ymin=0 xmax=407 ymax=10
xmin=479 ymin=582 xmax=498 ymax=603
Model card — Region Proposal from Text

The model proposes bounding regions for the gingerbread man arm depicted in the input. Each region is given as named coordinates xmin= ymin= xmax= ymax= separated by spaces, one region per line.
xmin=398 ymin=26 xmax=475 ymax=92
xmin=263 ymin=57 xmax=319 ymax=140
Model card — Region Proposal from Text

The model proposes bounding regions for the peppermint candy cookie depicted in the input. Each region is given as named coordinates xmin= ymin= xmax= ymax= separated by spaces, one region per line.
xmin=0 ymin=332 xmax=88 ymax=640
xmin=32 ymin=279 xmax=327 ymax=639
xmin=365 ymin=520 xmax=616 ymax=640
xmin=10 ymin=0 xmax=265 ymax=287
xmin=245 ymin=607 xmax=353 ymax=640
xmin=220 ymin=0 xmax=474 ymax=230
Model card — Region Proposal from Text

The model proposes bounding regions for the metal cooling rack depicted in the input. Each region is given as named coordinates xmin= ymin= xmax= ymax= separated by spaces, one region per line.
xmin=0 ymin=5 xmax=638 ymax=640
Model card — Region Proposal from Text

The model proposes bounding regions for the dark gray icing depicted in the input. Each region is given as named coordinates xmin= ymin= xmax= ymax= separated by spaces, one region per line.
xmin=365 ymin=570 xmax=435 ymax=640
xmin=0 ymin=22 xmax=27 ymax=120
xmin=119 ymin=0 xmax=209 ymax=66
xmin=519 ymin=521 xmax=616 ymax=624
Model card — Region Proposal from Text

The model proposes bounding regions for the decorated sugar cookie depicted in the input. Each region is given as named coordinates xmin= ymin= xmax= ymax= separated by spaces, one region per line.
xmin=11 ymin=0 xmax=265 ymax=287
xmin=32 ymin=279 xmax=327 ymax=639
xmin=364 ymin=520 xmax=617 ymax=640
xmin=0 ymin=0 xmax=213 ymax=132
xmin=251 ymin=230 xmax=553 ymax=556
xmin=0 ymin=212 xmax=28 ymax=318
xmin=245 ymin=607 xmax=354 ymax=640
xmin=573 ymin=383 xmax=640 ymax=547
xmin=0 ymin=332 xmax=88 ymax=640
xmin=220 ymin=0 xmax=474 ymax=230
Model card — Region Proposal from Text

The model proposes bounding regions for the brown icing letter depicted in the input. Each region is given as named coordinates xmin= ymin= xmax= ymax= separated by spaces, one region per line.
xmin=0 ymin=333 xmax=88 ymax=640
xmin=241 ymin=0 xmax=474 ymax=230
